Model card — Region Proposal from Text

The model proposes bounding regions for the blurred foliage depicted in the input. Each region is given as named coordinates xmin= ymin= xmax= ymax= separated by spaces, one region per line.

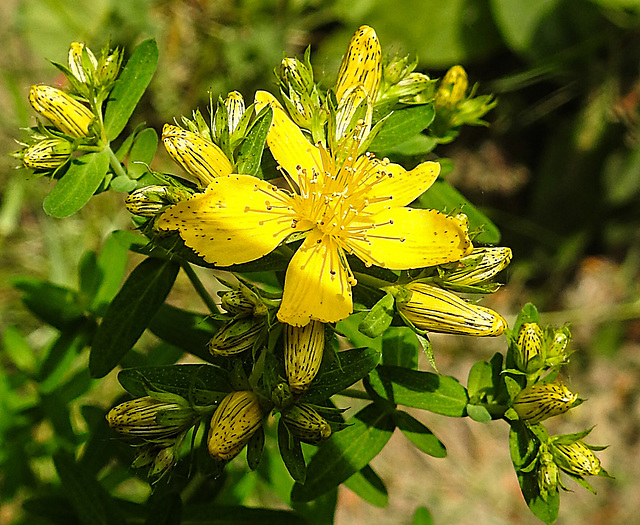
xmin=3 ymin=0 xmax=640 ymax=524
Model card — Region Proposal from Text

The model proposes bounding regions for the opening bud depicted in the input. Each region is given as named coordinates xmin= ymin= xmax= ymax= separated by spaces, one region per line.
xmin=281 ymin=404 xmax=332 ymax=444
xmin=207 ymin=391 xmax=263 ymax=461
xmin=284 ymin=320 xmax=325 ymax=395
xmin=440 ymin=247 xmax=512 ymax=287
xmin=68 ymin=42 xmax=98 ymax=84
xmin=29 ymin=85 xmax=95 ymax=138
xmin=162 ymin=124 xmax=233 ymax=187
xmin=397 ymin=282 xmax=506 ymax=336
xmin=513 ymin=383 xmax=579 ymax=424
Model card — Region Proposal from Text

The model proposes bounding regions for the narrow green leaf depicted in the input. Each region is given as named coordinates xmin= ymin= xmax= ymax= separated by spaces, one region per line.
xmin=291 ymin=403 xmax=395 ymax=502
xmin=43 ymin=150 xmax=110 ymax=217
xmin=89 ymin=257 xmax=179 ymax=378
xmin=369 ymin=104 xmax=436 ymax=153
xmin=235 ymin=106 xmax=272 ymax=177
xmin=181 ymin=504 xmax=307 ymax=524
xmin=278 ymin=419 xmax=307 ymax=484
xmin=118 ymin=364 xmax=232 ymax=405
xmin=394 ymin=410 xmax=447 ymax=457
xmin=129 ymin=127 xmax=158 ymax=179
xmin=3 ymin=326 xmax=36 ymax=374
xmin=148 ymin=304 xmax=221 ymax=363
xmin=418 ymin=180 xmax=501 ymax=245
xmin=367 ymin=365 xmax=469 ymax=417
xmin=343 ymin=465 xmax=388 ymax=508
xmin=12 ymin=277 xmax=84 ymax=330
xmin=300 ymin=347 xmax=381 ymax=404
xmin=79 ymin=405 xmax=119 ymax=477
xmin=92 ymin=232 xmax=129 ymax=313
xmin=358 ymin=293 xmax=395 ymax=338
xmin=53 ymin=451 xmax=126 ymax=525
xmin=104 ymin=39 xmax=159 ymax=140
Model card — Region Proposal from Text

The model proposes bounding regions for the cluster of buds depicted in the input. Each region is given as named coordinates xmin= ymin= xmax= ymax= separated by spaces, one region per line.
xmin=513 ymin=382 xmax=580 ymax=424
xmin=208 ymin=282 xmax=268 ymax=358
xmin=64 ymin=42 xmax=123 ymax=97
xmin=106 ymin=394 xmax=202 ymax=480
xmin=511 ymin=321 xmax=573 ymax=376
xmin=396 ymin=281 xmax=506 ymax=337
xmin=377 ymin=53 xmax=436 ymax=106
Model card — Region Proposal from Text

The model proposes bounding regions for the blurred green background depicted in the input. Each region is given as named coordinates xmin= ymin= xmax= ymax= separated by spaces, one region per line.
xmin=2 ymin=0 xmax=640 ymax=523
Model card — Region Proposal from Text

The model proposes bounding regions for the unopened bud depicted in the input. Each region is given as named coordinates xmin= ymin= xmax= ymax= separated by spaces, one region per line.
xmin=335 ymin=25 xmax=382 ymax=102
xmin=29 ymin=85 xmax=94 ymax=137
xmin=537 ymin=449 xmax=560 ymax=499
xmin=207 ymin=391 xmax=263 ymax=461
xmin=97 ymin=47 xmax=122 ymax=85
xmin=397 ymin=282 xmax=506 ymax=336
xmin=20 ymin=138 xmax=73 ymax=170
xmin=162 ymin=124 xmax=233 ymax=187
xmin=281 ymin=404 xmax=331 ymax=444
xmin=546 ymin=326 xmax=572 ymax=366
xmin=515 ymin=322 xmax=545 ymax=373
xmin=68 ymin=42 xmax=97 ymax=83
xmin=442 ymin=247 xmax=512 ymax=286
xmin=208 ymin=317 xmax=264 ymax=357
xmin=551 ymin=440 xmax=601 ymax=476
xmin=435 ymin=65 xmax=468 ymax=110
xmin=284 ymin=320 xmax=325 ymax=395
xmin=225 ymin=91 xmax=245 ymax=134
xmin=513 ymin=383 xmax=578 ymax=424
xmin=125 ymin=185 xmax=190 ymax=217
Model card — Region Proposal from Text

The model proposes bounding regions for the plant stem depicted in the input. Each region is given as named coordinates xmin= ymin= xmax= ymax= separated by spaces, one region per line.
xmin=181 ymin=261 xmax=219 ymax=314
xmin=107 ymin=145 xmax=128 ymax=179
xmin=353 ymin=271 xmax=395 ymax=291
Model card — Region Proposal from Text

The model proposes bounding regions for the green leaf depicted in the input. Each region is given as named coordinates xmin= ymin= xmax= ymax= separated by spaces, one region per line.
xmin=129 ymin=127 xmax=158 ymax=179
xmin=236 ymin=106 xmax=272 ymax=177
xmin=89 ymin=257 xmax=179 ymax=378
xmin=53 ymin=451 xmax=126 ymax=525
xmin=181 ymin=504 xmax=307 ymax=524
xmin=104 ymin=39 xmax=159 ymax=140
xmin=394 ymin=410 xmax=447 ymax=457
xmin=413 ymin=506 xmax=435 ymax=525
xmin=343 ymin=465 xmax=388 ymax=508
xmin=149 ymin=304 xmax=221 ymax=363
xmin=110 ymin=175 xmax=137 ymax=192
xmin=278 ymin=418 xmax=307 ymax=484
xmin=78 ymin=405 xmax=119 ymax=477
xmin=418 ymin=180 xmax=501 ymax=245
xmin=3 ymin=325 xmax=37 ymax=374
xmin=466 ymin=404 xmax=492 ymax=423
xmin=467 ymin=360 xmax=493 ymax=400
xmin=12 ymin=277 xmax=84 ymax=330
xmin=381 ymin=327 xmax=420 ymax=369
xmin=291 ymin=403 xmax=395 ymax=502
xmin=358 ymin=294 xmax=395 ymax=338
xmin=369 ymin=105 xmax=435 ymax=154
xmin=118 ymin=364 xmax=232 ymax=405
xmin=387 ymin=134 xmax=438 ymax=156
xmin=367 ymin=365 xmax=469 ymax=417
xmin=43 ymin=150 xmax=110 ymax=217
xmin=300 ymin=347 xmax=381 ymax=404
xmin=92 ymin=232 xmax=129 ymax=313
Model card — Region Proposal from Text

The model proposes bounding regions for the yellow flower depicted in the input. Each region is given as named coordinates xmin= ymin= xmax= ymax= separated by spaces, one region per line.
xmin=162 ymin=124 xmax=233 ymax=187
xmin=207 ymin=391 xmax=263 ymax=461
xmin=284 ymin=320 xmax=325 ymax=394
xmin=29 ymin=85 xmax=94 ymax=138
xmin=397 ymin=282 xmax=506 ymax=336
xmin=158 ymin=91 xmax=472 ymax=326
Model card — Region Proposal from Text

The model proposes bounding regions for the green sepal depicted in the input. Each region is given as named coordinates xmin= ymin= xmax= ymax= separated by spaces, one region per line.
xmin=278 ymin=418 xmax=306 ymax=484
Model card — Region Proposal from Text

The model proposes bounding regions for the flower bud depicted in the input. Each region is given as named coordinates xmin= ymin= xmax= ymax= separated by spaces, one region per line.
xmin=551 ymin=441 xmax=601 ymax=476
xmin=397 ymin=282 xmax=507 ymax=336
xmin=280 ymin=57 xmax=314 ymax=94
xmin=435 ymin=65 xmax=468 ymax=110
xmin=335 ymin=86 xmax=372 ymax=146
xmin=537 ymin=449 xmax=560 ymax=499
xmin=68 ymin=42 xmax=97 ymax=83
xmin=106 ymin=396 xmax=194 ymax=439
xmin=284 ymin=320 xmax=325 ymax=395
xmin=225 ymin=91 xmax=245 ymax=135
xmin=29 ymin=85 xmax=94 ymax=138
xmin=281 ymin=404 xmax=332 ymax=444
xmin=97 ymin=47 xmax=123 ymax=86
xmin=20 ymin=138 xmax=73 ymax=170
xmin=207 ymin=391 xmax=263 ymax=461
xmin=513 ymin=383 xmax=578 ymax=424
xmin=335 ymin=25 xmax=382 ymax=102
xmin=546 ymin=326 xmax=572 ymax=366
xmin=162 ymin=124 xmax=233 ymax=187
xmin=441 ymin=247 xmax=512 ymax=286
xmin=208 ymin=317 xmax=264 ymax=357
xmin=220 ymin=288 xmax=266 ymax=317
xmin=125 ymin=185 xmax=190 ymax=217
xmin=515 ymin=322 xmax=545 ymax=373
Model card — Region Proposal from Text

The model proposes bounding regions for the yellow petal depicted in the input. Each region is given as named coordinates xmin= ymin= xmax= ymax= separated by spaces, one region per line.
xmin=361 ymin=158 xmax=440 ymax=214
xmin=335 ymin=25 xmax=382 ymax=102
xmin=345 ymin=208 xmax=472 ymax=269
xmin=254 ymin=91 xmax=322 ymax=188
xmin=157 ymin=175 xmax=295 ymax=266
xmin=278 ymin=229 xmax=353 ymax=326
